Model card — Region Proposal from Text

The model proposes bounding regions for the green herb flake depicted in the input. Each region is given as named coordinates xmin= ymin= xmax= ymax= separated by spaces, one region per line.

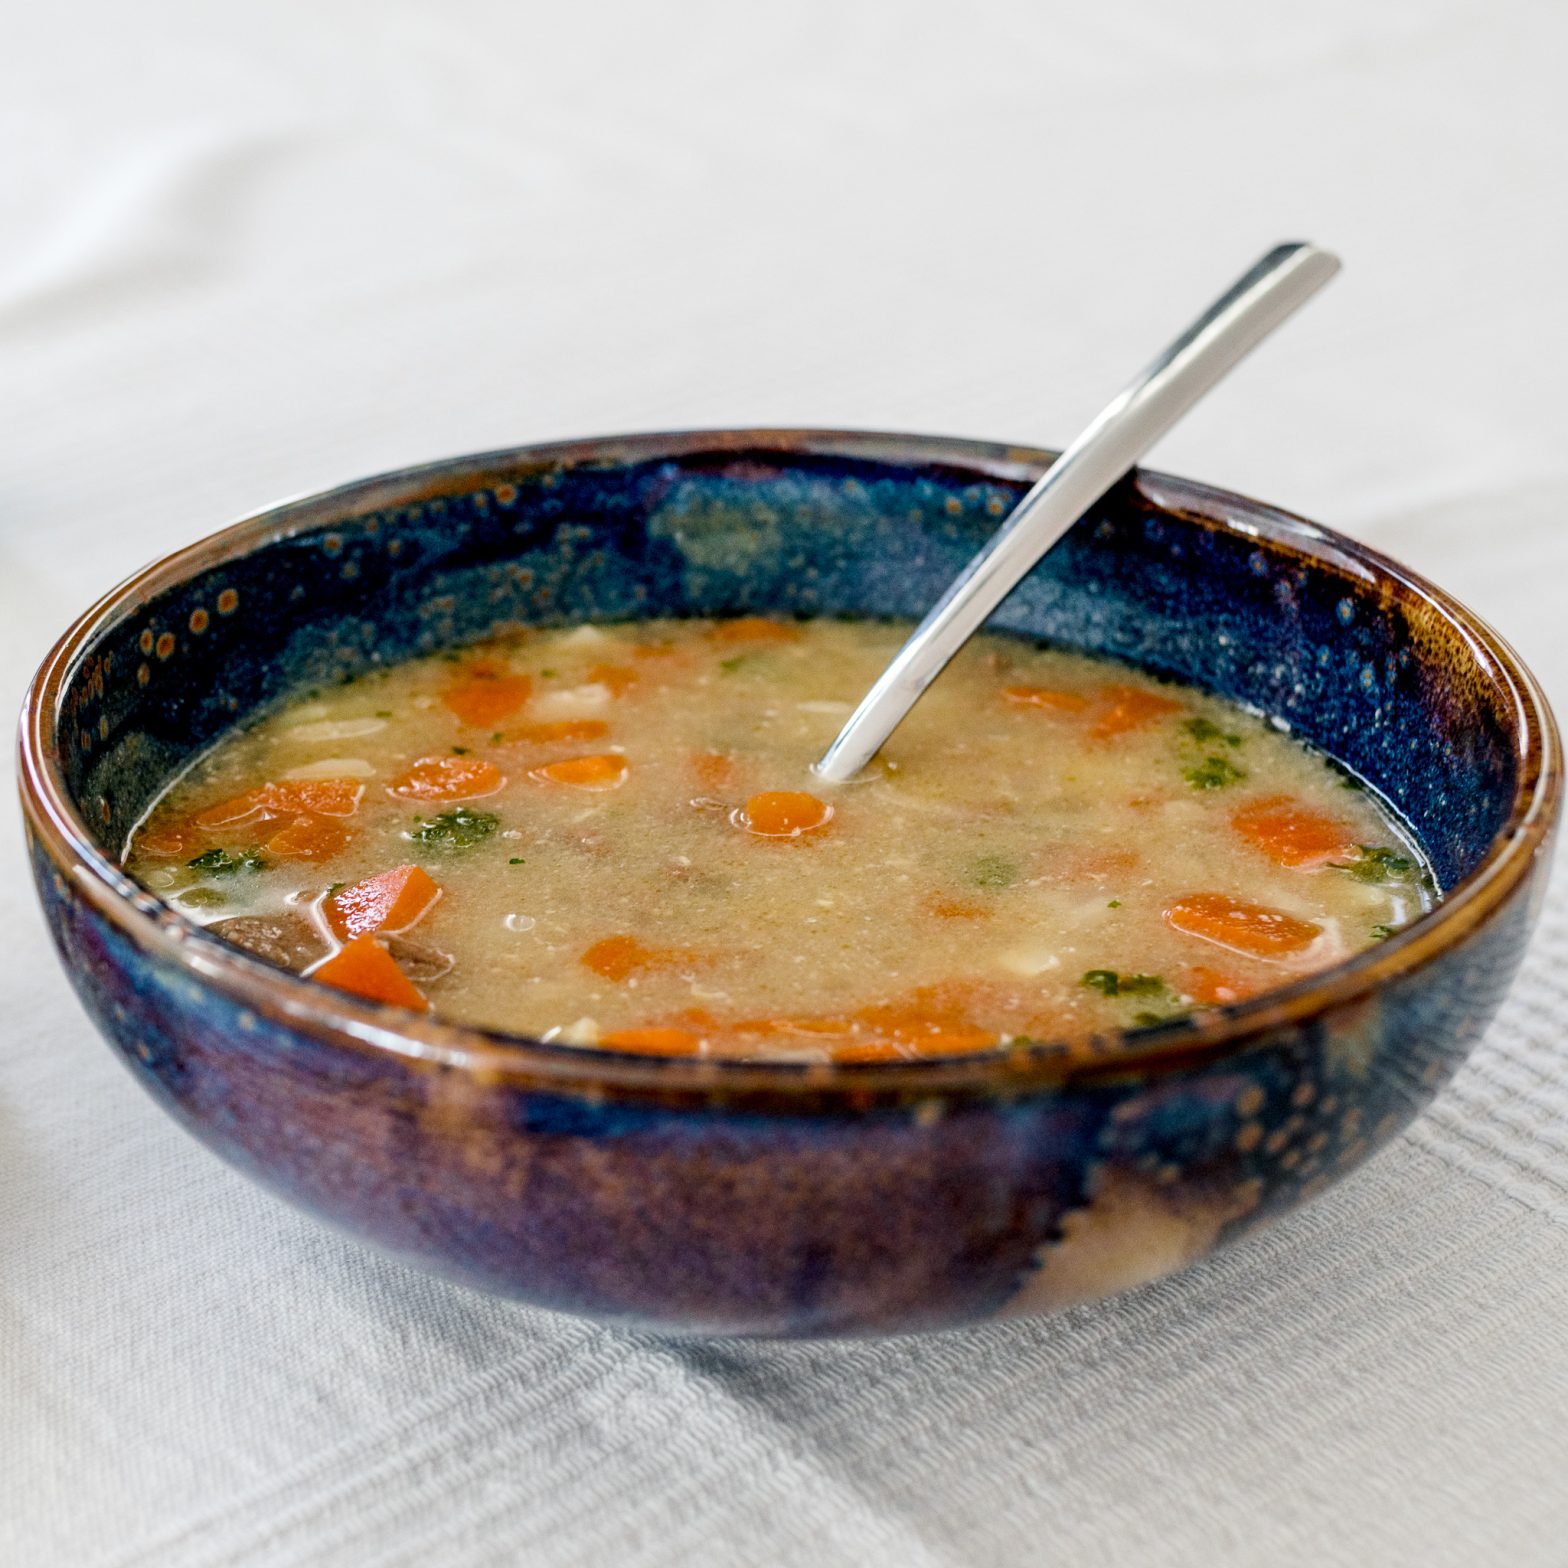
xmin=1182 ymin=717 xmax=1242 ymax=748
xmin=451 ymin=745 xmax=470 ymax=755
xmin=1107 ymin=899 xmax=1122 ymax=909
xmin=410 ymin=806 xmax=501 ymax=851
xmin=1334 ymin=845 xmax=1415 ymax=884
xmin=186 ymin=847 xmax=268 ymax=877
xmin=540 ymin=668 xmax=559 ymax=679
xmin=509 ymin=857 xmax=526 ymax=865
xmin=1082 ymin=970 xmax=1166 ymax=999
xmin=1184 ymin=755 xmax=1248 ymax=790
xmin=491 ymin=731 xmax=506 ymax=743
xmin=326 ymin=882 xmax=347 ymax=897
xmin=719 ymin=654 xmax=751 ymax=673
xmin=375 ymin=710 xmax=393 ymax=719
xmin=974 ymin=854 xmax=1019 ymax=889
xmin=1132 ymin=1010 xmax=1172 ymax=1028
xmin=1370 ymin=923 xmax=1397 ymax=940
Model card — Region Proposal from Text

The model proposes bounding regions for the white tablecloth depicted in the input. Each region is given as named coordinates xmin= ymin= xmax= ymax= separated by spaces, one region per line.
xmin=4 ymin=3 xmax=1567 ymax=1563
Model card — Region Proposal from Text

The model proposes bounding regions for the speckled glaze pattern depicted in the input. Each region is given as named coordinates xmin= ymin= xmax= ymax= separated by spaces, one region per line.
xmin=19 ymin=431 xmax=1561 ymax=1336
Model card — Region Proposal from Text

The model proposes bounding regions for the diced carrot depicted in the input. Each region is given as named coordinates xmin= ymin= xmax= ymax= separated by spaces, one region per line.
xmin=1165 ymin=893 xmax=1321 ymax=958
xmin=586 ymin=663 xmax=637 ymax=697
xmin=506 ymin=719 xmax=610 ymax=746
xmin=830 ymin=1040 xmax=912 ymax=1063
xmin=710 ymin=616 xmax=801 ymax=644
xmin=197 ymin=777 xmax=364 ymax=827
xmin=740 ymin=790 xmax=833 ymax=837
xmin=531 ymin=753 xmax=629 ymax=790
xmin=310 ymin=935 xmax=429 ymax=1011
xmin=1003 ymin=686 xmax=1090 ymax=714
xmin=326 ymin=864 xmax=442 ymax=940
xmin=1185 ymin=965 xmax=1250 ymax=1005
xmin=389 ymin=754 xmax=504 ymax=800
xmin=632 ymin=643 xmax=678 ymax=660
xmin=265 ymin=815 xmax=353 ymax=860
xmin=691 ymin=749 xmax=738 ymax=790
xmin=598 ymin=1026 xmax=701 ymax=1055
xmin=441 ymin=672 xmax=532 ymax=727
xmin=580 ymin=935 xmax=695 ymax=982
xmin=1089 ymin=684 xmax=1184 ymax=740
xmin=853 ymin=984 xmax=998 ymax=1055
xmin=926 ymin=896 xmax=988 ymax=919
xmin=1231 ymin=796 xmax=1358 ymax=868
xmin=136 ymin=818 xmax=202 ymax=856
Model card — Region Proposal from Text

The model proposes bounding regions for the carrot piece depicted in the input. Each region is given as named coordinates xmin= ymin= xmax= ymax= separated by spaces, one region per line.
xmin=710 ymin=616 xmax=801 ymax=644
xmin=389 ymin=754 xmax=504 ymax=800
xmin=580 ymin=935 xmax=694 ymax=981
xmin=1089 ymin=684 xmax=1184 ymax=740
xmin=1003 ymin=685 xmax=1090 ymax=714
xmin=310 ymin=935 xmax=429 ymax=1011
xmin=506 ymin=719 xmax=610 ymax=746
xmin=442 ymin=672 xmax=532 ymax=727
xmin=1231 ymin=795 xmax=1358 ymax=868
xmin=740 ymin=790 xmax=833 ymax=837
xmin=830 ymin=1040 xmax=912 ymax=1063
xmin=197 ymin=777 xmax=365 ymax=827
xmin=136 ymin=818 xmax=202 ymax=857
xmin=598 ymin=1026 xmax=701 ymax=1055
xmin=265 ymin=815 xmax=353 ymax=860
xmin=853 ymin=984 xmax=998 ymax=1056
xmin=1165 ymin=893 xmax=1321 ymax=958
xmin=586 ymin=663 xmax=637 ymax=697
xmin=1185 ymin=965 xmax=1251 ymax=1005
xmin=926 ymin=896 xmax=988 ymax=919
xmin=531 ymin=753 xmax=629 ymax=790
xmin=327 ymin=864 xmax=442 ymax=940
xmin=691 ymin=749 xmax=738 ymax=790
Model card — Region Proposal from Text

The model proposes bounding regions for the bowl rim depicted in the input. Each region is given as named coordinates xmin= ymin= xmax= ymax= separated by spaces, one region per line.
xmin=17 ymin=427 xmax=1562 ymax=1101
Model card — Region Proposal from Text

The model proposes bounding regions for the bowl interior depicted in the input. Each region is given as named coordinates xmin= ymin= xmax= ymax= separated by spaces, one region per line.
xmin=53 ymin=432 xmax=1523 ymax=902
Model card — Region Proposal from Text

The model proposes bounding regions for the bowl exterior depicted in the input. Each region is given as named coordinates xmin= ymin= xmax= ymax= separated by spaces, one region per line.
xmin=21 ymin=430 xmax=1559 ymax=1336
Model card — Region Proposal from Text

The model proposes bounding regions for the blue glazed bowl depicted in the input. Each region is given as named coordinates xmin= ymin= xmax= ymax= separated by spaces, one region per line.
xmin=19 ymin=431 xmax=1561 ymax=1336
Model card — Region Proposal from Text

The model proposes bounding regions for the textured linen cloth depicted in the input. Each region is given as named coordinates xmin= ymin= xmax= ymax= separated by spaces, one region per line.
xmin=4 ymin=3 xmax=1567 ymax=1564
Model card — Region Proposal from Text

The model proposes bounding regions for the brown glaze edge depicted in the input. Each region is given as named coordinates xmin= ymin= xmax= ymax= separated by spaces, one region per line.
xmin=17 ymin=429 xmax=1563 ymax=1107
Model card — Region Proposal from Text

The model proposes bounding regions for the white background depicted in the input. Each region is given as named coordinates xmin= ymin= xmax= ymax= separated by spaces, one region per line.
xmin=3 ymin=3 xmax=1567 ymax=1564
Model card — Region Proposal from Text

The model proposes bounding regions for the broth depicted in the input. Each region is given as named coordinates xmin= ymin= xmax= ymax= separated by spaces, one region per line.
xmin=125 ymin=617 xmax=1433 ymax=1060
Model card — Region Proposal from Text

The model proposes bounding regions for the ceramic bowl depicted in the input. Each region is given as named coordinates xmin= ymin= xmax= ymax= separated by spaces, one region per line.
xmin=18 ymin=430 xmax=1561 ymax=1337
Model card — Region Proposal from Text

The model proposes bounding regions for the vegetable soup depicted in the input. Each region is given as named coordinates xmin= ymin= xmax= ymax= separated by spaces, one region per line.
xmin=124 ymin=617 xmax=1434 ymax=1060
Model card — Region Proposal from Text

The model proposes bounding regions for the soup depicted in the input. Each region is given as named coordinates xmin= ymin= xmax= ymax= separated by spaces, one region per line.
xmin=124 ymin=617 xmax=1433 ymax=1060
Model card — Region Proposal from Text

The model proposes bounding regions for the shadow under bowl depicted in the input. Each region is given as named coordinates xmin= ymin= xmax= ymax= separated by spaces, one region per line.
xmin=18 ymin=430 xmax=1561 ymax=1336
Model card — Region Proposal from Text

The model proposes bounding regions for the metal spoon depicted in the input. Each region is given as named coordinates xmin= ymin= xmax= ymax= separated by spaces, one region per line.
xmin=813 ymin=241 xmax=1341 ymax=783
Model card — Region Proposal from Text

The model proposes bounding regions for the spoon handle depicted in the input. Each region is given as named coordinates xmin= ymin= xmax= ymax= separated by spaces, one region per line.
xmin=813 ymin=240 xmax=1341 ymax=783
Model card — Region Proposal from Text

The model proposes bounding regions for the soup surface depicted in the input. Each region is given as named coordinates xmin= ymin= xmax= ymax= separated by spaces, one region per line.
xmin=125 ymin=617 xmax=1433 ymax=1061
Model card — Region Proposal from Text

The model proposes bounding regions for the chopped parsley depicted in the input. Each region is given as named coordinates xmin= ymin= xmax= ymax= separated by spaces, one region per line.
xmin=719 ymin=654 xmax=752 ymax=674
xmin=1371 ymin=922 xmax=1398 ymax=940
xmin=375 ymin=709 xmax=393 ymax=718
xmin=1107 ymin=899 xmax=1122 ymax=909
xmin=1132 ymin=1010 xmax=1171 ymax=1028
xmin=1334 ymin=845 xmax=1415 ymax=884
xmin=1184 ymin=755 xmax=1247 ymax=790
xmin=974 ymin=853 xmax=1019 ymax=889
xmin=509 ymin=857 xmax=526 ymax=865
xmin=540 ymin=668 xmax=558 ymax=678
xmin=451 ymin=745 xmax=470 ymax=755
xmin=186 ymin=847 xmax=267 ymax=877
xmin=1183 ymin=717 xmax=1242 ymax=748
xmin=1082 ymin=970 xmax=1165 ymax=998
xmin=410 ymin=806 xmax=500 ymax=851
xmin=326 ymin=881 xmax=347 ymax=897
